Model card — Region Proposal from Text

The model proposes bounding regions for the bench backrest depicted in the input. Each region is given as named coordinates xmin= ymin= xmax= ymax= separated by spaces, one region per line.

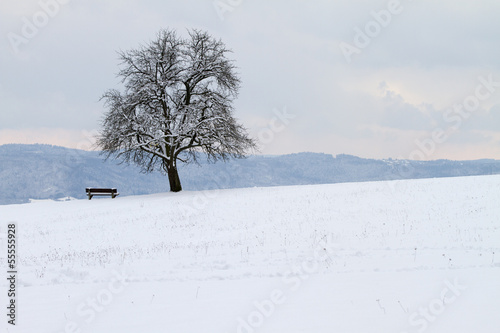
xmin=86 ymin=188 xmax=117 ymax=194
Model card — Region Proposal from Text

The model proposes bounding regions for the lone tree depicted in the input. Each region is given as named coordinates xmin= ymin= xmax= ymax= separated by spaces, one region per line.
xmin=97 ymin=29 xmax=255 ymax=192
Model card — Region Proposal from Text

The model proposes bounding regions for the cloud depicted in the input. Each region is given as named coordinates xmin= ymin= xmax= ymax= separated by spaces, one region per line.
xmin=0 ymin=0 xmax=499 ymax=160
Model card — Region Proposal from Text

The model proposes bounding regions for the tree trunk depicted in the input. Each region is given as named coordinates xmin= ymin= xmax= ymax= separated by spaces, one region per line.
xmin=167 ymin=165 xmax=182 ymax=192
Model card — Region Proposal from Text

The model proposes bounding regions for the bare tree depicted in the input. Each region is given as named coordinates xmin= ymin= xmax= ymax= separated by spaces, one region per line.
xmin=97 ymin=29 xmax=255 ymax=192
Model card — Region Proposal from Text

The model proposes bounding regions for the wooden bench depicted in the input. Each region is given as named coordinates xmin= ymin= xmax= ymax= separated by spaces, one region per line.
xmin=86 ymin=188 xmax=119 ymax=200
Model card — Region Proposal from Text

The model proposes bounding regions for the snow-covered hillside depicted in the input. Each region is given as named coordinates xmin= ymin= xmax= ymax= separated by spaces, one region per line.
xmin=1 ymin=175 xmax=499 ymax=332
xmin=3 ymin=144 xmax=500 ymax=205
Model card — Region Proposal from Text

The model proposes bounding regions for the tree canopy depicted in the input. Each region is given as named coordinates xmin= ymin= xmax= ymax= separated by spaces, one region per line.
xmin=97 ymin=29 xmax=255 ymax=192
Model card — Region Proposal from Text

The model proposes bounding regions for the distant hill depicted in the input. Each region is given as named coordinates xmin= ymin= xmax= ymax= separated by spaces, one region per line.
xmin=1 ymin=144 xmax=499 ymax=205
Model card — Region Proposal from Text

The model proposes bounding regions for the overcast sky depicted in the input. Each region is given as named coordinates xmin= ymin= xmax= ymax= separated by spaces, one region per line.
xmin=1 ymin=0 xmax=499 ymax=160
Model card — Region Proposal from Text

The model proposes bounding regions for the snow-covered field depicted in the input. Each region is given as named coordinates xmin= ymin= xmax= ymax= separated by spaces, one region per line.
xmin=1 ymin=175 xmax=499 ymax=332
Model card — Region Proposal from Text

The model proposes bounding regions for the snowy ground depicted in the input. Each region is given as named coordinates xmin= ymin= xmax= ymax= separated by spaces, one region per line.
xmin=1 ymin=175 xmax=499 ymax=332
